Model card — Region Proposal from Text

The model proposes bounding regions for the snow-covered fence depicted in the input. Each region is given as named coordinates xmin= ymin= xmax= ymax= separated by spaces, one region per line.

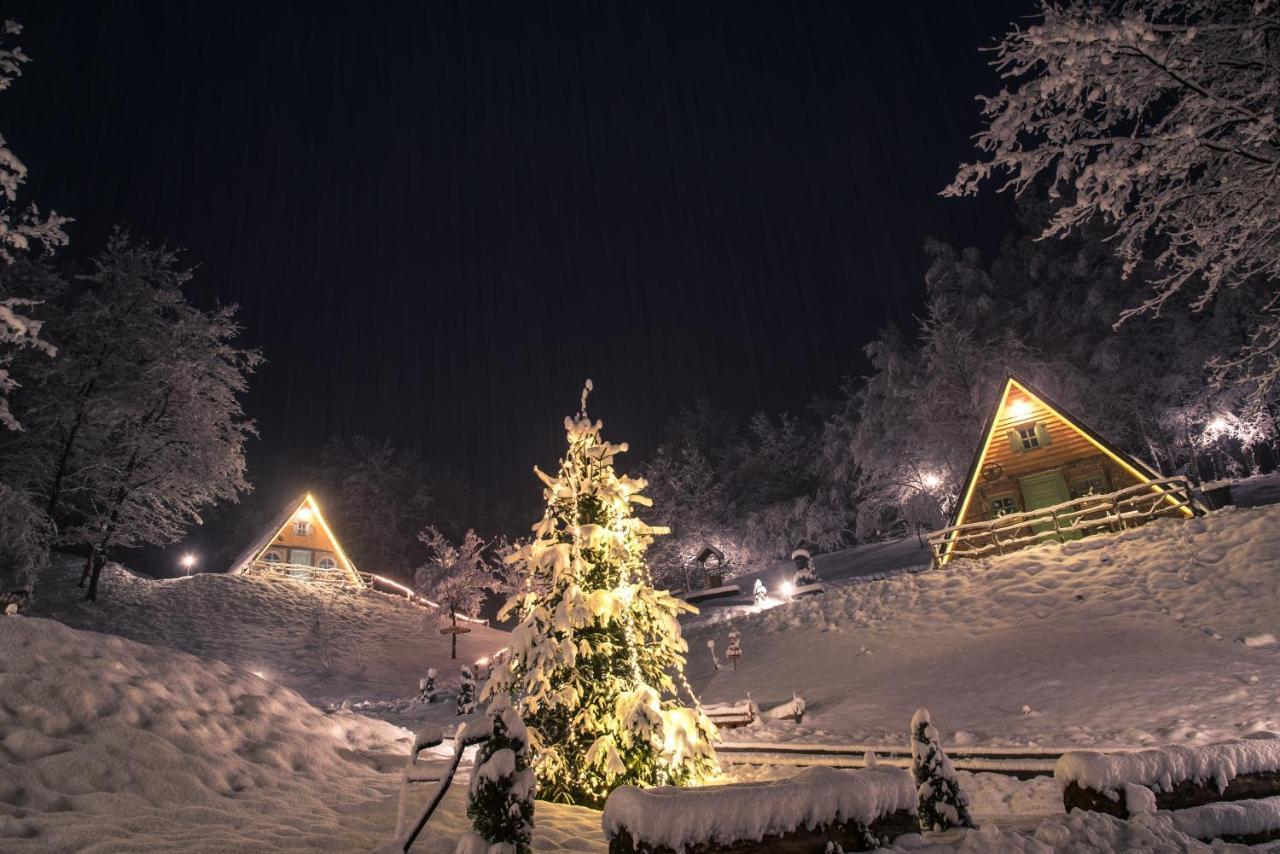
xmin=1055 ymin=735 xmax=1280 ymax=834
xmin=928 ymin=476 xmax=1199 ymax=564
xmin=602 ymin=766 xmax=916 ymax=853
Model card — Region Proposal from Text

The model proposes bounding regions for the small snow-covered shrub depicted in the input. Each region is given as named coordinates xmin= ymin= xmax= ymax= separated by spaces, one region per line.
xmin=910 ymin=707 xmax=974 ymax=831
xmin=418 ymin=667 xmax=437 ymax=703
xmin=456 ymin=665 xmax=476 ymax=715
xmin=456 ymin=695 xmax=535 ymax=854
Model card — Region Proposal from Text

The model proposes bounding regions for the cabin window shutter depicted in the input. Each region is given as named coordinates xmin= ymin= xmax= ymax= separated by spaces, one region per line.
xmin=1035 ymin=423 xmax=1052 ymax=447
xmin=1007 ymin=429 xmax=1023 ymax=454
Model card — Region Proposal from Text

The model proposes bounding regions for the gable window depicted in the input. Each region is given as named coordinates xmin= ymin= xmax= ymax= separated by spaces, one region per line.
xmin=1009 ymin=422 xmax=1053 ymax=453
xmin=991 ymin=496 xmax=1017 ymax=517
xmin=293 ymin=520 xmax=312 ymax=537
xmin=1017 ymin=426 xmax=1039 ymax=450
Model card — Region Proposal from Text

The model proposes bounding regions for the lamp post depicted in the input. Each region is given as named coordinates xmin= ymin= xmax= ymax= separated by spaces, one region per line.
xmin=180 ymin=553 xmax=197 ymax=576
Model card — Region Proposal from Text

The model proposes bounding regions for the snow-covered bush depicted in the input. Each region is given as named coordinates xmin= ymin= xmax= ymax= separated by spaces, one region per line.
xmin=910 ymin=707 xmax=974 ymax=832
xmin=418 ymin=668 xmax=437 ymax=703
xmin=486 ymin=381 xmax=719 ymax=807
xmin=456 ymin=695 xmax=535 ymax=854
xmin=456 ymin=665 xmax=476 ymax=715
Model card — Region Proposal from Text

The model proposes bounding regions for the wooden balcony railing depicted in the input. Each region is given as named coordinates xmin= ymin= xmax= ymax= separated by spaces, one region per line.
xmin=928 ymin=476 xmax=1199 ymax=566
xmin=241 ymin=560 xmax=365 ymax=588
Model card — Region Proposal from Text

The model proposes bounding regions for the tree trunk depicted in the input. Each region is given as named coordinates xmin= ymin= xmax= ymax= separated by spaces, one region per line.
xmin=451 ymin=612 xmax=458 ymax=659
xmin=79 ymin=546 xmax=95 ymax=588
xmin=84 ymin=550 xmax=105 ymax=602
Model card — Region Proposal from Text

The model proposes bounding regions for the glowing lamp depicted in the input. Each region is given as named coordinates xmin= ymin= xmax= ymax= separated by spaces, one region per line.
xmin=1007 ymin=398 xmax=1033 ymax=419
xmin=1207 ymin=417 xmax=1230 ymax=434
xmin=180 ymin=553 xmax=197 ymax=572
xmin=780 ymin=581 xmax=794 ymax=597
xmin=921 ymin=472 xmax=942 ymax=490
xmin=295 ymin=506 xmax=314 ymax=523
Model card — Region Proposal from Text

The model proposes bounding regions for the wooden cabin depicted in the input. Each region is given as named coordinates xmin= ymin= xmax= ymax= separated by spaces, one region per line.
xmin=227 ymin=493 xmax=365 ymax=587
xmin=930 ymin=374 xmax=1199 ymax=566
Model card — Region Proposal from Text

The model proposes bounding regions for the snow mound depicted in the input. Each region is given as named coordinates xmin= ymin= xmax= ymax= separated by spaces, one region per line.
xmin=602 ymin=766 xmax=913 ymax=850
xmin=1167 ymin=796 xmax=1280 ymax=843
xmin=0 ymin=616 xmax=410 ymax=852
xmin=1055 ymin=738 xmax=1280 ymax=794
xmin=31 ymin=559 xmax=510 ymax=705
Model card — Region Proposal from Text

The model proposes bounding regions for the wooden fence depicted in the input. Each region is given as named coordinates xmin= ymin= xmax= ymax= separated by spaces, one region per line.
xmin=928 ymin=476 xmax=1198 ymax=565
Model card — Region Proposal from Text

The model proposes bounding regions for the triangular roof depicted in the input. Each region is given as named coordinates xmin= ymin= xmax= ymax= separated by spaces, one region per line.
xmin=937 ymin=372 xmax=1193 ymax=566
xmin=226 ymin=492 xmax=363 ymax=585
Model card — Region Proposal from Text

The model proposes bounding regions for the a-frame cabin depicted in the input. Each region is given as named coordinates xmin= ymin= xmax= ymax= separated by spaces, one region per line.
xmin=932 ymin=374 xmax=1199 ymax=566
xmin=227 ymin=492 xmax=365 ymax=587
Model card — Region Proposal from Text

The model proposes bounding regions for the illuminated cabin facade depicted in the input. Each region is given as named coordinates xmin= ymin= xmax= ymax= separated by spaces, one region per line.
xmin=931 ymin=374 xmax=1198 ymax=566
xmin=226 ymin=493 xmax=365 ymax=587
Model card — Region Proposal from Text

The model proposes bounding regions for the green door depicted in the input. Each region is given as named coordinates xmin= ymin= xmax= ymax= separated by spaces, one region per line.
xmin=1019 ymin=471 xmax=1078 ymax=541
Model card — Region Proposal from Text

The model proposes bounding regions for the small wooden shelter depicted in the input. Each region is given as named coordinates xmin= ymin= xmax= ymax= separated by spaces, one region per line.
xmin=930 ymin=373 xmax=1199 ymax=566
xmin=227 ymin=492 xmax=365 ymax=587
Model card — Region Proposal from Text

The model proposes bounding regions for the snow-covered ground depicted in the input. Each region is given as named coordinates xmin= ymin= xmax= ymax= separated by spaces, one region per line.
xmin=29 ymin=559 xmax=510 ymax=710
xmin=0 ymin=616 xmax=604 ymax=853
xmin=687 ymin=505 xmax=1280 ymax=751
xmin=8 ymin=500 xmax=1280 ymax=852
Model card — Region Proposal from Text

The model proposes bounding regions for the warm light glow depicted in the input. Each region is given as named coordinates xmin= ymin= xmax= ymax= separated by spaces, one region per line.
xmin=1206 ymin=416 xmax=1231 ymax=435
xmin=939 ymin=377 xmax=1194 ymax=567
xmin=1007 ymin=398 xmax=1033 ymax=419
xmin=295 ymin=506 xmax=313 ymax=522
xmin=476 ymin=657 xmax=490 ymax=667
xmin=180 ymin=553 xmax=196 ymax=570
xmin=921 ymin=472 xmax=942 ymax=490
xmin=780 ymin=580 xmax=794 ymax=597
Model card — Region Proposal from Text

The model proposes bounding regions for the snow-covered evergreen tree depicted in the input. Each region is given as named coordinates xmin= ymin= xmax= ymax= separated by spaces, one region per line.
xmin=456 ymin=665 xmax=476 ymax=715
xmin=418 ymin=668 xmax=437 ymax=703
xmin=416 ymin=527 xmax=499 ymax=659
xmin=456 ymin=695 xmax=535 ymax=854
xmin=752 ymin=579 xmax=767 ymax=606
xmin=485 ymin=381 xmax=719 ymax=807
xmin=910 ymin=708 xmax=974 ymax=832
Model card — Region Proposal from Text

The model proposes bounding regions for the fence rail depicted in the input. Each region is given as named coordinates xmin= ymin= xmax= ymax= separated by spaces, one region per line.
xmin=928 ymin=476 xmax=1198 ymax=565
xmin=241 ymin=560 xmax=363 ymax=587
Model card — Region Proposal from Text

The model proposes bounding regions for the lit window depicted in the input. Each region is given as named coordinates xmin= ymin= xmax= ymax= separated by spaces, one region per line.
xmin=294 ymin=520 xmax=312 ymax=536
xmin=991 ymin=496 xmax=1017 ymax=517
xmin=1017 ymin=425 xmax=1040 ymax=450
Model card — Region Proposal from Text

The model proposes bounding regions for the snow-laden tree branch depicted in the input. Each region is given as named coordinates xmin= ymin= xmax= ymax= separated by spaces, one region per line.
xmin=947 ymin=0 xmax=1280 ymax=407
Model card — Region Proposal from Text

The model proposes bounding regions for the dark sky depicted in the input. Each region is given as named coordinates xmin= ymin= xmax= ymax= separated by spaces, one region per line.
xmin=6 ymin=1 xmax=1024 ymax=519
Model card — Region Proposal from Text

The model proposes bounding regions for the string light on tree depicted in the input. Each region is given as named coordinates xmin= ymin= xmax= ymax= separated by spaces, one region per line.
xmin=485 ymin=380 xmax=719 ymax=807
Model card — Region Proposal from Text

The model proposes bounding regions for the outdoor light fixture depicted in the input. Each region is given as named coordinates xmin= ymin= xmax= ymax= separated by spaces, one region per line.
xmin=1008 ymin=398 xmax=1033 ymax=419
xmin=921 ymin=472 xmax=942 ymax=490
xmin=295 ymin=506 xmax=314 ymax=522
xmin=780 ymin=581 xmax=794 ymax=597
xmin=180 ymin=553 xmax=197 ymax=572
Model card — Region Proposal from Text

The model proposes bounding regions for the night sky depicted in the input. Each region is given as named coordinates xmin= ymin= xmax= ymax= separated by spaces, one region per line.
xmin=6 ymin=1 xmax=1025 ymax=515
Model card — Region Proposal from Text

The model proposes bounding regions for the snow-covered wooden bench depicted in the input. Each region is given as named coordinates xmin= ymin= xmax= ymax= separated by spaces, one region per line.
xmin=1056 ymin=735 xmax=1280 ymax=842
xmin=702 ymin=698 xmax=757 ymax=730
xmin=602 ymin=766 xmax=917 ymax=853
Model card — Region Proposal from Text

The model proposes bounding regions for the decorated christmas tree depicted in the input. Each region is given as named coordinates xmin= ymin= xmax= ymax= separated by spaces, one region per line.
xmin=485 ymin=381 xmax=719 ymax=807
xmin=457 ymin=695 xmax=536 ymax=854
xmin=910 ymin=708 xmax=974 ymax=832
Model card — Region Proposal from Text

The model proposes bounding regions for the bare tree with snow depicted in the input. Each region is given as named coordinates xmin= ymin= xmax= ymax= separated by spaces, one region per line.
xmin=0 ymin=20 xmax=70 ymax=432
xmin=415 ymin=526 xmax=498 ymax=659
xmin=947 ymin=0 xmax=1280 ymax=408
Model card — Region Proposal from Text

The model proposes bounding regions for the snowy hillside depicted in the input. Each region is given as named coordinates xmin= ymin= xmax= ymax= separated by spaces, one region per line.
xmin=686 ymin=505 xmax=1280 ymax=750
xmin=0 ymin=617 xmax=603 ymax=853
xmin=30 ymin=560 xmax=511 ymax=707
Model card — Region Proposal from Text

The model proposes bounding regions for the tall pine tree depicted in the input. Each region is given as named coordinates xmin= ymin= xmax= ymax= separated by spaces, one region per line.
xmin=486 ymin=381 xmax=719 ymax=807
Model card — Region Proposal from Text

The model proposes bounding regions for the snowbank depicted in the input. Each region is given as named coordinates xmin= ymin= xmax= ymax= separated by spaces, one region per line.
xmin=1166 ymin=795 xmax=1280 ymax=842
xmin=1055 ymin=738 xmax=1280 ymax=794
xmin=0 ymin=616 xmax=410 ymax=852
xmin=601 ymin=766 xmax=913 ymax=850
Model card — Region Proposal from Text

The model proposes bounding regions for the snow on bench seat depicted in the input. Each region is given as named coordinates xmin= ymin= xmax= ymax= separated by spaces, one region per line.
xmin=602 ymin=766 xmax=915 ymax=853
xmin=1166 ymin=796 xmax=1280 ymax=845
xmin=702 ymin=699 xmax=756 ymax=729
xmin=1055 ymin=736 xmax=1280 ymax=817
